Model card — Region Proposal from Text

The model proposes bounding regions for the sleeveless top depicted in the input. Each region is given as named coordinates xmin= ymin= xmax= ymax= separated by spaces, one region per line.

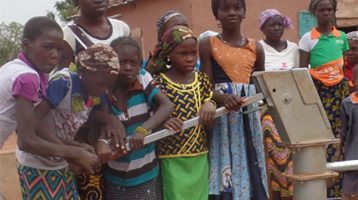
xmin=210 ymin=36 xmax=257 ymax=84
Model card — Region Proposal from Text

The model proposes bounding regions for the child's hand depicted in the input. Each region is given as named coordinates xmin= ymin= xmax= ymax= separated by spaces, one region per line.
xmin=199 ymin=101 xmax=216 ymax=126
xmin=112 ymin=148 xmax=129 ymax=160
xmin=101 ymin=118 xmax=127 ymax=154
xmin=95 ymin=139 xmax=115 ymax=164
xmin=130 ymin=132 xmax=145 ymax=150
xmin=223 ymin=94 xmax=244 ymax=111
xmin=68 ymin=147 xmax=100 ymax=175
xmin=164 ymin=118 xmax=183 ymax=132
xmin=68 ymin=161 xmax=82 ymax=175
xmin=77 ymin=142 xmax=95 ymax=154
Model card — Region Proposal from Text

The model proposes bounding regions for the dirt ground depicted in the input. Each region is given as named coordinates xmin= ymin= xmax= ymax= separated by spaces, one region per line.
xmin=0 ymin=134 xmax=21 ymax=200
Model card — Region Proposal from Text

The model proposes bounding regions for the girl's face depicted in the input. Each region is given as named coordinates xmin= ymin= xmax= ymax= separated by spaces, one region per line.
xmin=79 ymin=0 xmax=108 ymax=17
xmin=216 ymin=0 xmax=245 ymax=29
xmin=262 ymin=15 xmax=285 ymax=42
xmin=346 ymin=40 xmax=358 ymax=65
xmin=313 ymin=0 xmax=334 ymax=24
xmin=168 ymin=38 xmax=197 ymax=74
xmin=81 ymin=68 xmax=118 ymax=97
xmin=23 ymin=29 xmax=63 ymax=73
xmin=115 ymin=45 xmax=141 ymax=86
xmin=58 ymin=41 xmax=74 ymax=68
xmin=163 ymin=15 xmax=189 ymax=34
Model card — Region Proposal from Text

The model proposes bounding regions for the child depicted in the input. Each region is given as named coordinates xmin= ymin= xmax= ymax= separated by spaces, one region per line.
xmin=258 ymin=8 xmax=297 ymax=199
xmin=299 ymin=0 xmax=350 ymax=197
xmin=62 ymin=0 xmax=130 ymax=56
xmin=98 ymin=37 xmax=173 ymax=200
xmin=0 ymin=16 xmax=64 ymax=149
xmin=340 ymin=64 xmax=358 ymax=200
xmin=148 ymin=25 xmax=216 ymax=200
xmin=0 ymin=15 xmax=98 ymax=171
xmin=146 ymin=10 xmax=189 ymax=73
xmin=199 ymin=0 xmax=268 ymax=199
xmin=16 ymin=43 xmax=120 ymax=199
xmin=345 ymin=31 xmax=358 ymax=92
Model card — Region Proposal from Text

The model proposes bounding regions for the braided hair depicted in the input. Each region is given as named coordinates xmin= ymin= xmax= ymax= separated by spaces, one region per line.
xmin=309 ymin=0 xmax=337 ymax=14
xmin=156 ymin=10 xmax=186 ymax=44
xmin=211 ymin=0 xmax=246 ymax=18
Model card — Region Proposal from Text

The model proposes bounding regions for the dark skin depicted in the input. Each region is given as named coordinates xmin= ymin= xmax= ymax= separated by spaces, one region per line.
xmin=300 ymin=0 xmax=335 ymax=68
xmin=346 ymin=40 xmax=358 ymax=66
xmin=102 ymin=44 xmax=173 ymax=156
xmin=199 ymin=0 xmax=264 ymax=111
xmin=74 ymin=0 xmax=112 ymax=39
xmin=16 ymin=29 xmax=99 ymax=175
xmin=35 ymin=64 xmax=120 ymax=174
xmin=261 ymin=15 xmax=287 ymax=52
xmin=164 ymin=38 xmax=216 ymax=129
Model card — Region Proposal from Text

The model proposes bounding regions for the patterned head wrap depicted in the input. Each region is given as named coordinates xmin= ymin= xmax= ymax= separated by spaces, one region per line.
xmin=258 ymin=9 xmax=293 ymax=29
xmin=156 ymin=10 xmax=186 ymax=44
xmin=76 ymin=43 xmax=120 ymax=75
xmin=347 ymin=31 xmax=358 ymax=41
xmin=146 ymin=26 xmax=197 ymax=74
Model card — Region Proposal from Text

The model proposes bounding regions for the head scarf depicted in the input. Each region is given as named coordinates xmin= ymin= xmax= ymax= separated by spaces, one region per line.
xmin=156 ymin=10 xmax=186 ymax=44
xmin=76 ymin=43 xmax=120 ymax=75
xmin=347 ymin=31 xmax=358 ymax=41
xmin=258 ymin=9 xmax=293 ymax=30
xmin=146 ymin=26 xmax=197 ymax=74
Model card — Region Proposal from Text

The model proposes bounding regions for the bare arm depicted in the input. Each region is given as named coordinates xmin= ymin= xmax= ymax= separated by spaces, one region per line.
xmin=34 ymin=99 xmax=65 ymax=145
xmin=253 ymin=41 xmax=265 ymax=72
xmin=199 ymin=37 xmax=226 ymax=105
xmin=199 ymin=36 xmax=243 ymax=111
xmin=130 ymin=90 xmax=173 ymax=149
xmin=299 ymin=49 xmax=310 ymax=68
xmin=90 ymin=105 xmax=127 ymax=149
xmin=141 ymin=91 xmax=173 ymax=131
xmin=16 ymin=97 xmax=74 ymax=158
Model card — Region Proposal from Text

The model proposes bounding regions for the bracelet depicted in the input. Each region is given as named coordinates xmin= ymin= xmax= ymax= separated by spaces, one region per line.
xmin=209 ymin=99 xmax=217 ymax=108
xmin=135 ymin=126 xmax=149 ymax=136
xmin=98 ymin=138 xmax=112 ymax=145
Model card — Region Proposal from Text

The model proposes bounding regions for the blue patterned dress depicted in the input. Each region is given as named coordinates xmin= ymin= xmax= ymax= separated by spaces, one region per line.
xmin=207 ymin=36 xmax=268 ymax=200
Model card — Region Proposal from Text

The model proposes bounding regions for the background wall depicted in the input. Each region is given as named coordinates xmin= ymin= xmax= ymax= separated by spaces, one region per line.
xmin=107 ymin=0 xmax=311 ymax=56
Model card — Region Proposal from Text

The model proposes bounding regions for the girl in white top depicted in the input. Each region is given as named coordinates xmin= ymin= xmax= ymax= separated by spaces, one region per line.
xmin=258 ymin=8 xmax=298 ymax=199
xmin=62 ymin=0 xmax=130 ymax=56
xmin=258 ymin=9 xmax=299 ymax=71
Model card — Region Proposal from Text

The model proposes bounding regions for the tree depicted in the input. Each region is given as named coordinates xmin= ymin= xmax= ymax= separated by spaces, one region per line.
xmin=0 ymin=22 xmax=23 ymax=66
xmin=54 ymin=0 xmax=78 ymax=22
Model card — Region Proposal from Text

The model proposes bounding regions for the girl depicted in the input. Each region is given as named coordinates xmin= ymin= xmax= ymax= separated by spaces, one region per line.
xmin=258 ymin=8 xmax=298 ymax=199
xmin=16 ymin=43 xmax=120 ymax=199
xmin=259 ymin=9 xmax=298 ymax=70
xmin=99 ymin=37 xmax=173 ymax=200
xmin=146 ymin=10 xmax=190 ymax=73
xmin=345 ymin=31 xmax=358 ymax=92
xmin=299 ymin=0 xmax=350 ymax=198
xmin=0 ymin=17 xmax=63 ymax=149
xmin=62 ymin=0 xmax=130 ymax=56
xmin=340 ymin=65 xmax=358 ymax=200
xmin=148 ymin=26 xmax=216 ymax=200
xmin=199 ymin=0 xmax=268 ymax=199
xmin=0 ymin=16 xmax=97 ymax=169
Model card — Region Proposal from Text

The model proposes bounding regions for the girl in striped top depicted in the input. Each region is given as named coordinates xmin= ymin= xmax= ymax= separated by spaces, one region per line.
xmin=99 ymin=37 xmax=173 ymax=200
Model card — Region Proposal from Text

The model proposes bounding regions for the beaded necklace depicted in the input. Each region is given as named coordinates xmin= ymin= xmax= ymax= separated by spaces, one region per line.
xmin=217 ymin=34 xmax=246 ymax=47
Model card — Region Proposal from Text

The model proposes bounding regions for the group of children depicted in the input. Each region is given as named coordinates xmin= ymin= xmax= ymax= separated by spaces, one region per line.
xmin=1 ymin=0 xmax=358 ymax=200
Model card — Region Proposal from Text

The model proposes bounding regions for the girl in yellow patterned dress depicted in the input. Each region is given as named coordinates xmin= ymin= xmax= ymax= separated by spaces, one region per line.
xmin=147 ymin=26 xmax=216 ymax=200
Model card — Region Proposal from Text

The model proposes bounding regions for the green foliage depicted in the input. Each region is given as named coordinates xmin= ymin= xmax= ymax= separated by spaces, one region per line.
xmin=54 ymin=0 xmax=78 ymax=22
xmin=0 ymin=22 xmax=23 ymax=66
